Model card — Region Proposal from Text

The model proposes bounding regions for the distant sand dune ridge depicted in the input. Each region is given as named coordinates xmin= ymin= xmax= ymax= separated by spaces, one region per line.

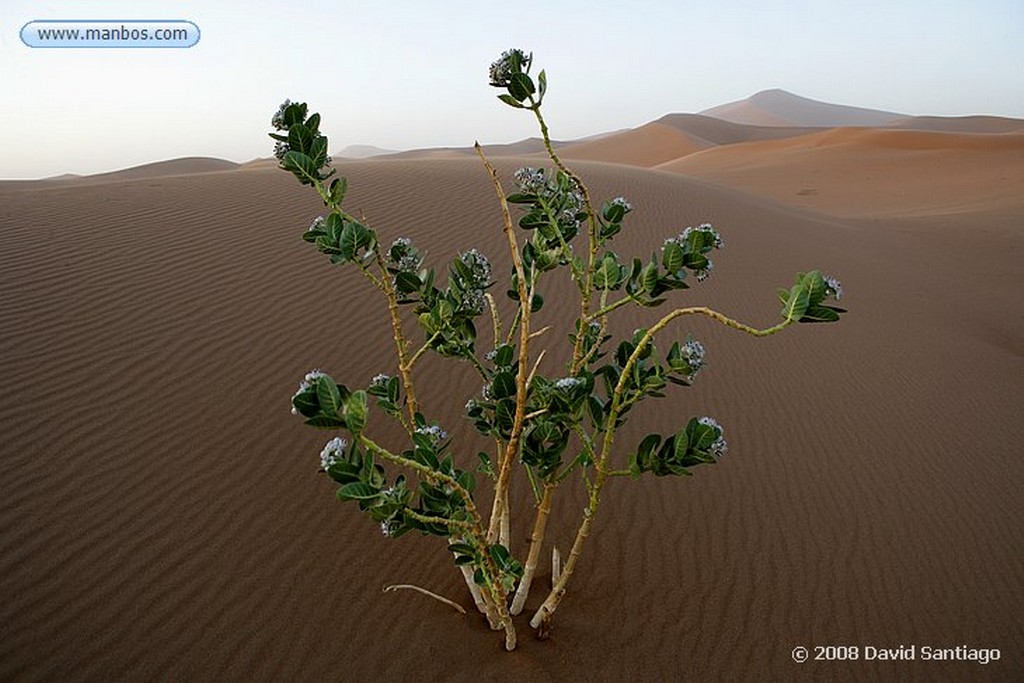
xmin=660 ymin=128 xmax=1024 ymax=217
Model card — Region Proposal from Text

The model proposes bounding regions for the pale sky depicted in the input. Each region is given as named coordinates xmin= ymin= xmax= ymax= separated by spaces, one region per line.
xmin=2 ymin=0 xmax=1022 ymax=179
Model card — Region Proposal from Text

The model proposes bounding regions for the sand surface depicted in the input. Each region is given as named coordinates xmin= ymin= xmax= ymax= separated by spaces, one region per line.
xmin=2 ymin=137 xmax=1022 ymax=681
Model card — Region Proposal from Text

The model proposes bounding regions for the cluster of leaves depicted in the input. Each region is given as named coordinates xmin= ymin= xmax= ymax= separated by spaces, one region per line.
xmin=488 ymin=48 xmax=546 ymax=109
xmin=416 ymin=250 xmax=494 ymax=357
xmin=468 ymin=356 xmax=593 ymax=480
xmin=629 ymin=417 xmax=728 ymax=477
xmin=294 ymin=370 xmax=482 ymax=540
xmin=593 ymin=330 xmax=706 ymax=428
xmin=303 ymin=212 xmax=376 ymax=265
xmin=591 ymin=224 xmax=724 ymax=308
xmin=292 ymin=371 xmax=367 ymax=432
xmin=779 ymin=270 xmax=846 ymax=323
xmin=466 ymin=343 xmax=520 ymax=441
xmin=449 ymin=540 xmax=523 ymax=593
xmin=270 ymin=100 xmax=336 ymax=187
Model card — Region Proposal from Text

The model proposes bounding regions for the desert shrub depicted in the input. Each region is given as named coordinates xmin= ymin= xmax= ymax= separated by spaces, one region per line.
xmin=274 ymin=48 xmax=845 ymax=650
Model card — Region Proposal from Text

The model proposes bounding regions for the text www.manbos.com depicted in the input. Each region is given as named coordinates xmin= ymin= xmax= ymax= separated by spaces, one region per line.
xmin=21 ymin=21 xmax=200 ymax=48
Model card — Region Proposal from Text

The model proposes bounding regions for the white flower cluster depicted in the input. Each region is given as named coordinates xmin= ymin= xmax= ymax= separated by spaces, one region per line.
xmin=663 ymin=224 xmax=725 ymax=282
xmin=320 ymin=436 xmax=347 ymax=470
xmin=271 ymin=99 xmax=292 ymax=130
xmin=457 ymin=249 xmax=492 ymax=316
xmin=697 ymin=417 xmax=728 ymax=458
xmin=380 ymin=519 xmax=399 ymax=537
xmin=370 ymin=373 xmax=391 ymax=389
xmin=274 ymin=141 xmax=290 ymax=161
xmin=665 ymin=223 xmax=725 ymax=250
xmin=514 ymin=167 xmax=549 ymax=195
xmin=554 ymin=377 xmax=582 ymax=391
xmin=462 ymin=290 xmax=485 ymax=316
xmin=610 ymin=197 xmax=633 ymax=213
xmin=513 ymin=167 xmax=584 ymax=229
xmin=415 ymin=424 xmax=449 ymax=444
xmin=489 ymin=49 xmax=530 ymax=87
xmin=682 ymin=339 xmax=706 ymax=377
xmin=307 ymin=215 xmax=327 ymax=232
xmin=558 ymin=189 xmax=585 ymax=229
xmin=388 ymin=237 xmax=420 ymax=273
xmin=823 ymin=275 xmax=843 ymax=300
xmin=291 ymin=369 xmax=326 ymax=414
xmin=459 ymin=249 xmax=493 ymax=289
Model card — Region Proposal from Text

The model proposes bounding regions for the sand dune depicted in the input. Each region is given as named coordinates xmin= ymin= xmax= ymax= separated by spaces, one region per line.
xmin=337 ymin=144 xmax=399 ymax=159
xmin=701 ymin=88 xmax=907 ymax=127
xmin=558 ymin=121 xmax=710 ymax=166
xmin=87 ymin=156 xmax=239 ymax=180
xmin=1 ymin=152 xmax=1021 ymax=681
xmin=891 ymin=115 xmax=1024 ymax=134
xmin=660 ymin=127 xmax=1024 ymax=217
xmin=559 ymin=115 xmax=824 ymax=168
xmin=654 ymin=113 xmax=822 ymax=146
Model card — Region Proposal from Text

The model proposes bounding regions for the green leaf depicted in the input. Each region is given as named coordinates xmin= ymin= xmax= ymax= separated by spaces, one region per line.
xmin=316 ymin=377 xmax=342 ymax=415
xmin=602 ymin=201 xmax=624 ymax=224
xmin=304 ymin=415 xmax=345 ymax=429
xmin=508 ymin=72 xmax=535 ymax=102
xmin=495 ymin=398 xmax=516 ymax=436
xmin=634 ymin=433 xmax=662 ymax=472
xmin=339 ymin=223 xmax=358 ymax=260
xmin=587 ymin=395 xmax=605 ymax=429
xmin=801 ymin=270 xmax=827 ymax=306
xmin=687 ymin=419 xmax=717 ymax=450
xmin=497 ymin=94 xmax=525 ymax=108
xmin=494 ymin=344 xmax=515 ymax=367
xmin=337 ymin=482 xmax=380 ymax=501
xmin=537 ymin=69 xmax=547 ymax=101
xmin=287 ymin=123 xmax=313 ymax=154
xmin=800 ymin=305 xmax=841 ymax=323
xmin=329 ymin=177 xmax=348 ymax=206
xmin=489 ymin=543 xmax=512 ymax=567
xmin=447 ymin=542 xmax=475 ymax=556
xmin=454 ymin=555 xmax=475 ymax=566
xmin=477 ymin=452 xmax=495 ymax=477
xmin=457 ymin=469 xmax=476 ymax=494
xmin=344 ymin=390 xmax=369 ymax=433
xmin=641 ymin=262 xmax=658 ymax=294
xmin=283 ymin=102 xmax=307 ymax=128
xmin=662 ymin=242 xmax=684 ymax=273
xmin=310 ymin=136 xmax=328 ymax=169
xmin=672 ymin=429 xmax=690 ymax=464
xmin=781 ymin=284 xmax=809 ymax=322
xmin=282 ymin=151 xmax=319 ymax=185
xmin=492 ymin=371 xmax=516 ymax=400
xmin=394 ymin=271 xmax=422 ymax=295
xmin=292 ymin=389 xmax=319 ymax=418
